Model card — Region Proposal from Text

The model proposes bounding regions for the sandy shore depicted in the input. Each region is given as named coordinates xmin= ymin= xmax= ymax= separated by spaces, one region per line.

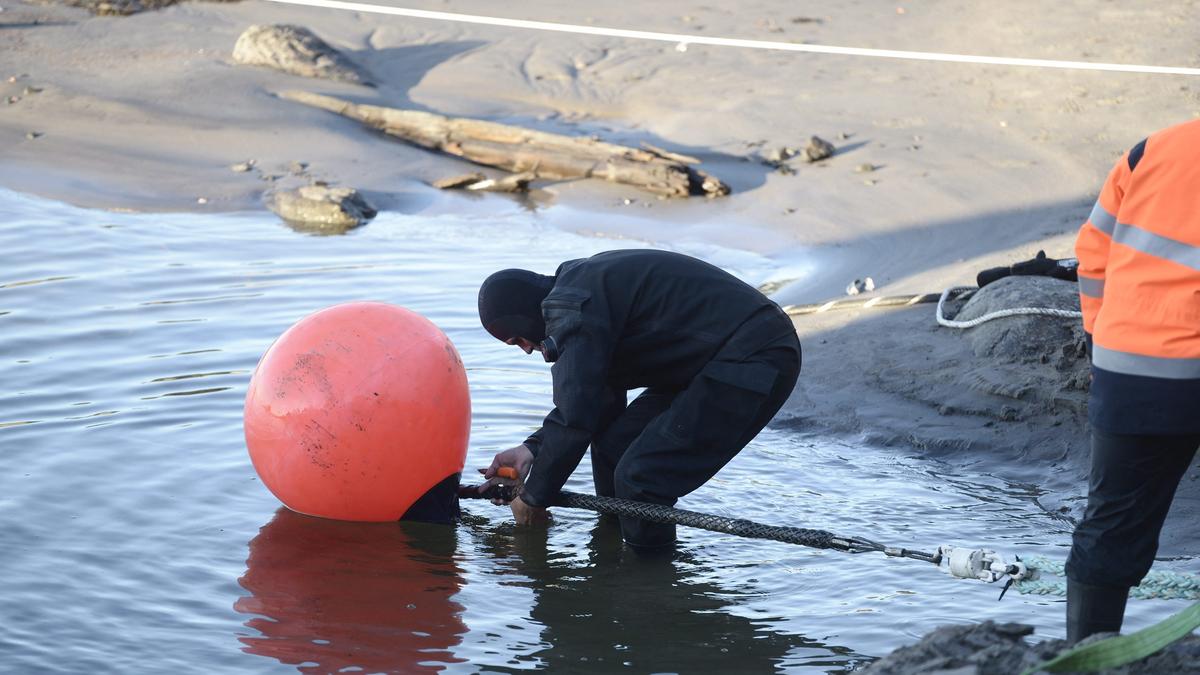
xmin=3 ymin=0 xmax=1198 ymax=638
xmin=4 ymin=1 xmax=1198 ymax=292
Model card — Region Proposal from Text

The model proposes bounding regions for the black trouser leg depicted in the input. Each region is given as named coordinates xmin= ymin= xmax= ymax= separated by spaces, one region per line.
xmin=590 ymin=388 xmax=675 ymax=498
xmin=1065 ymin=430 xmax=1200 ymax=641
xmin=613 ymin=344 xmax=801 ymax=549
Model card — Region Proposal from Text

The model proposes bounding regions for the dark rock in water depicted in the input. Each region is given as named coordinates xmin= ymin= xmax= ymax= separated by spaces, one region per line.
xmin=232 ymin=24 xmax=373 ymax=86
xmin=268 ymin=185 xmax=376 ymax=232
xmin=861 ymin=621 xmax=1040 ymax=675
xmin=862 ymin=621 xmax=1200 ymax=674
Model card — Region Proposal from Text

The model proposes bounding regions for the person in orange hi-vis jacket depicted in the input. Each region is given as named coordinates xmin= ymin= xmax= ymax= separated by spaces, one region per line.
xmin=1066 ymin=118 xmax=1200 ymax=643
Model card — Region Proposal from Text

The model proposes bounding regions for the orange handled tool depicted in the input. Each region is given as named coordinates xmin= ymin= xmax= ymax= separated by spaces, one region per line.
xmin=496 ymin=467 xmax=519 ymax=480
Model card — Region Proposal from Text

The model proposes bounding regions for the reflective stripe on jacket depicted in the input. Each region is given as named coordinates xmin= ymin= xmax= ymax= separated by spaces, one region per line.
xmin=1075 ymin=119 xmax=1200 ymax=434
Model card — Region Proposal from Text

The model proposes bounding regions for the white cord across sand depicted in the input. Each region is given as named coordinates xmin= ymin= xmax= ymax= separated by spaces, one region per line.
xmin=261 ymin=0 xmax=1200 ymax=76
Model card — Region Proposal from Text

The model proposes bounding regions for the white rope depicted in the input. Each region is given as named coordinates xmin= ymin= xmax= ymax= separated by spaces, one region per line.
xmin=934 ymin=548 xmax=1200 ymax=600
xmin=781 ymin=291 xmax=958 ymax=316
xmin=1016 ymin=556 xmax=1200 ymax=600
xmin=259 ymin=0 xmax=1200 ymax=77
xmin=936 ymin=285 xmax=1082 ymax=329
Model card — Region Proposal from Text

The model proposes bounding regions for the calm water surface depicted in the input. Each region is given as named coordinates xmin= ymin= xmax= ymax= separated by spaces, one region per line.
xmin=1 ymin=189 xmax=1192 ymax=673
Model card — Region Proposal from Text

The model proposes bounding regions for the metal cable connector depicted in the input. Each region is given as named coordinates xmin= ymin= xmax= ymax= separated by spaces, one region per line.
xmin=938 ymin=545 xmax=1035 ymax=584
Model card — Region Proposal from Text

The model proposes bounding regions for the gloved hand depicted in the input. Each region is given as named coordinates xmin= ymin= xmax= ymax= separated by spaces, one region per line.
xmin=977 ymin=250 xmax=1079 ymax=287
xmin=510 ymin=495 xmax=551 ymax=526
xmin=477 ymin=444 xmax=551 ymax=526
xmin=478 ymin=443 xmax=534 ymax=504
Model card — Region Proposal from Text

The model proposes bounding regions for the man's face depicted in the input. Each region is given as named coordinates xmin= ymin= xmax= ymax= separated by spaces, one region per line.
xmin=505 ymin=337 xmax=543 ymax=356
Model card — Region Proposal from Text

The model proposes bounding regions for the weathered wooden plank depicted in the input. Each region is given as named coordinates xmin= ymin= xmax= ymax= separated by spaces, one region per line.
xmin=279 ymin=90 xmax=729 ymax=198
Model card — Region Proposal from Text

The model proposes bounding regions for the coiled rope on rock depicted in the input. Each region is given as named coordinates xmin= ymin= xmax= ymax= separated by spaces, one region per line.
xmin=933 ymin=285 xmax=1082 ymax=328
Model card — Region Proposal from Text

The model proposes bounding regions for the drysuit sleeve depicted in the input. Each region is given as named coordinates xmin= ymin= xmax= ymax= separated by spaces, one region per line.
xmin=522 ymin=428 xmax=544 ymax=456
xmin=523 ymin=383 xmax=626 ymax=458
xmin=520 ymin=288 xmax=616 ymax=507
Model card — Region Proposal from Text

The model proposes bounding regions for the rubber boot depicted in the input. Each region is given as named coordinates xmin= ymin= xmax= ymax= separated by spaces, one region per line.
xmin=619 ymin=516 xmax=676 ymax=555
xmin=1066 ymin=579 xmax=1129 ymax=643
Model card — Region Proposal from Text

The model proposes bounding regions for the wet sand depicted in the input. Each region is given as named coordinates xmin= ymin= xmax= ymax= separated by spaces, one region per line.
xmin=2 ymin=0 xmax=1198 ymax=633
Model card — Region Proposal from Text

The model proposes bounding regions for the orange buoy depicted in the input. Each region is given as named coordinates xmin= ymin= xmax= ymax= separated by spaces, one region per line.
xmin=244 ymin=302 xmax=470 ymax=522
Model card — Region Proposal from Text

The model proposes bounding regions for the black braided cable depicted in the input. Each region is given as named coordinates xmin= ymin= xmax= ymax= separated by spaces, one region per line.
xmin=555 ymin=491 xmax=844 ymax=550
xmin=459 ymin=485 xmax=937 ymax=558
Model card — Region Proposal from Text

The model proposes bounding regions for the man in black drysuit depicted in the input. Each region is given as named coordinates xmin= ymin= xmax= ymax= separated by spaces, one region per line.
xmin=477 ymin=249 xmax=801 ymax=549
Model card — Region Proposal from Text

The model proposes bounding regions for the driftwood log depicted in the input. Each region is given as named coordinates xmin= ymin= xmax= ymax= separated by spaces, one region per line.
xmin=278 ymin=90 xmax=730 ymax=198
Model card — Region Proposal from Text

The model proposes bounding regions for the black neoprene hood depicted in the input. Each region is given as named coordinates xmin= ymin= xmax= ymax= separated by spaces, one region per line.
xmin=477 ymin=269 xmax=555 ymax=342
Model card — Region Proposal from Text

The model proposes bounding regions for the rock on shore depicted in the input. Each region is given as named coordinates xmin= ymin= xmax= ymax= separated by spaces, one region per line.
xmin=861 ymin=620 xmax=1200 ymax=674
xmin=55 ymin=0 xmax=236 ymax=16
xmin=948 ymin=275 xmax=1090 ymax=401
xmin=267 ymin=185 xmax=376 ymax=232
xmin=232 ymin=24 xmax=373 ymax=86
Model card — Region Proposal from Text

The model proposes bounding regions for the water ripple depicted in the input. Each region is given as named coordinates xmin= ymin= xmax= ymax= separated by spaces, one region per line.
xmin=2 ymin=187 xmax=1193 ymax=674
